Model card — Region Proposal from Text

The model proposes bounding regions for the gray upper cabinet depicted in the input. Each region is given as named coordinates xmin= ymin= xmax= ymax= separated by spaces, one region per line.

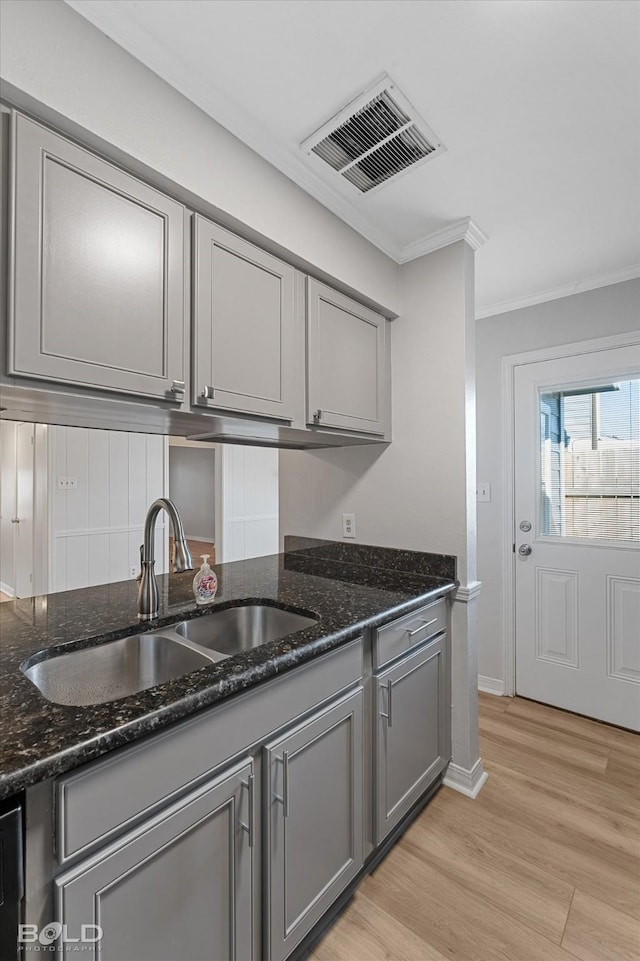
xmin=265 ymin=688 xmax=364 ymax=961
xmin=306 ymin=278 xmax=387 ymax=436
xmin=56 ymin=757 xmax=255 ymax=961
xmin=193 ymin=216 xmax=295 ymax=420
xmin=374 ymin=633 xmax=449 ymax=844
xmin=9 ymin=114 xmax=188 ymax=403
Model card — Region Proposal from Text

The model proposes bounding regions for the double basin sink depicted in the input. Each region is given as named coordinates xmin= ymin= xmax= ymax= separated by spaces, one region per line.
xmin=22 ymin=604 xmax=318 ymax=707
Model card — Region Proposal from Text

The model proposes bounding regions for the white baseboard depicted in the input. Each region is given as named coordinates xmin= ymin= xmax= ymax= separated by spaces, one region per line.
xmin=478 ymin=675 xmax=505 ymax=696
xmin=443 ymin=758 xmax=489 ymax=799
xmin=0 ymin=581 xmax=15 ymax=597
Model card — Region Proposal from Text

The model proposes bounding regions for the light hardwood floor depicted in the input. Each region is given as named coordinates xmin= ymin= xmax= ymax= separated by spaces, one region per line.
xmin=169 ymin=538 xmax=215 ymax=566
xmin=309 ymin=694 xmax=640 ymax=961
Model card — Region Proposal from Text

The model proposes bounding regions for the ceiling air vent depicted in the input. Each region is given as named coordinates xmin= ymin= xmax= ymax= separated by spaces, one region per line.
xmin=301 ymin=75 xmax=445 ymax=194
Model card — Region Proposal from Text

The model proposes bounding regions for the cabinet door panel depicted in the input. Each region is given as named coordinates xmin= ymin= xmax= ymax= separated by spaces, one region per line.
xmin=375 ymin=634 xmax=448 ymax=843
xmin=265 ymin=689 xmax=364 ymax=961
xmin=56 ymin=758 xmax=254 ymax=961
xmin=306 ymin=279 xmax=386 ymax=435
xmin=10 ymin=113 xmax=186 ymax=401
xmin=194 ymin=217 xmax=295 ymax=419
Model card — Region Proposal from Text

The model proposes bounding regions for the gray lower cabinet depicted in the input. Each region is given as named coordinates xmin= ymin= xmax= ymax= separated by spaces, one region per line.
xmin=55 ymin=757 xmax=255 ymax=961
xmin=265 ymin=688 xmax=364 ymax=961
xmin=193 ymin=216 xmax=296 ymax=420
xmin=9 ymin=113 xmax=188 ymax=403
xmin=306 ymin=278 xmax=387 ymax=435
xmin=374 ymin=633 xmax=449 ymax=844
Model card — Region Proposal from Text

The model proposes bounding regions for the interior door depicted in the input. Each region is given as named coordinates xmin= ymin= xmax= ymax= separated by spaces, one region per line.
xmin=514 ymin=344 xmax=640 ymax=730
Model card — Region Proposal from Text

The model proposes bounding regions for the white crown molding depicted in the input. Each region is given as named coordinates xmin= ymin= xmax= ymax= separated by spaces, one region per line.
xmin=398 ymin=218 xmax=488 ymax=264
xmin=476 ymin=262 xmax=640 ymax=320
xmin=443 ymin=759 xmax=489 ymax=799
xmin=454 ymin=580 xmax=483 ymax=603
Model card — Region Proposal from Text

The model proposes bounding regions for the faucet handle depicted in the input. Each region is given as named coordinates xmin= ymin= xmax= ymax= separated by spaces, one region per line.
xmin=137 ymin=544 xmax=144 ymax=581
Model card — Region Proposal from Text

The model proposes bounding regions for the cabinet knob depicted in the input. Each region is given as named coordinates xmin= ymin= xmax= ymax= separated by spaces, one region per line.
xmin=313 ymin=409 xmax=322 ymax=424
xmin=201 ymin=386 xmax=216 ymax=400
xmin=169 ymin=380 xmax=185 ymax=399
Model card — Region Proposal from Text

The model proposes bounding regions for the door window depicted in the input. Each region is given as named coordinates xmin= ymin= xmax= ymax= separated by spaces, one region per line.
xmin=539 ymin=379 xmax=639 ymax=541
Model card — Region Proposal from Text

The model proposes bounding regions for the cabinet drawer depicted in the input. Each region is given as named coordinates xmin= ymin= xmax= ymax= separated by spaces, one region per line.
xmin=56 ymin=637 xmax=362 ymax=865
xmin=373 ymin=598 xmax=446 ymax=670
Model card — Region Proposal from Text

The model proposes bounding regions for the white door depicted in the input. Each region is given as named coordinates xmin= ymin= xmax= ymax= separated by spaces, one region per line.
xmin=514 ymin=344 xmax=640 ymax=730
xmin=15 ymin=422 xmax=35 ymax=598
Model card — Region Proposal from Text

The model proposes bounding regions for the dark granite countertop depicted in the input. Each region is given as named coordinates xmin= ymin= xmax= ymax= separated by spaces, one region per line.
xmin=0 ymin=538 xmax=456 ymax=800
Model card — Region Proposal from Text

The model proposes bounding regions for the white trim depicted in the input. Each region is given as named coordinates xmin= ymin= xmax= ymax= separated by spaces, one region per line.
xmin=443 ymin=759 xmax=489 ymax=799
xmin=477 ymin=264 xmax=640 ymax=320
xmin=55 ymin=524 xmax=165 ymax=538
xmin=478 ymin=675 xmax=505 ymax=696
xmin=500 ymin=329 xmax=640 ymax=698
xmin=0 ymin=581 xmax=15 ymax=597
xmin=454 ymin=580 xmax=482 ymax=603
xmin=398 ymin=218 xmax=488 ymax=263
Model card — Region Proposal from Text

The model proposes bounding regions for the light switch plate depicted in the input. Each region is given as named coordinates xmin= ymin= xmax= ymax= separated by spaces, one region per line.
xmin=476 ymin=482 xmax=491 ymax=503
xmin=57 ymin=476 xmax=78 ymax=491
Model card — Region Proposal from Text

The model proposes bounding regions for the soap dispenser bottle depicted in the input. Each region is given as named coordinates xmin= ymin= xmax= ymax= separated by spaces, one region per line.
xmin=192 ymin=555 xmax=218 ymax=606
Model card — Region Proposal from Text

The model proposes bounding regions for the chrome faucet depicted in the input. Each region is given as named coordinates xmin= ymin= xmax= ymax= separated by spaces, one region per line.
xmin=137 ymin=498 xmax=193 ymax=621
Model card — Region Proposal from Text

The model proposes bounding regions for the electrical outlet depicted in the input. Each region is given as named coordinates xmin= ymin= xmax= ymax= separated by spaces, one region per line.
xmin=342 ymin=513 xmax=356 ymax=538
xmin=57 ymin=476 xmax=78 ymax=491
xmin=130 ymin=566 xmax=138 ymax=579
xmin=476 ymin=482 xmax=491 ymax=503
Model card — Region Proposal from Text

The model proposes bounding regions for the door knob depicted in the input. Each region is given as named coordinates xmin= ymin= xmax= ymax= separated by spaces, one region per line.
xmin=11 ymin=518 xmax=20 ymax=524
xmin=518 ymin=544 xmax=532 ymax=556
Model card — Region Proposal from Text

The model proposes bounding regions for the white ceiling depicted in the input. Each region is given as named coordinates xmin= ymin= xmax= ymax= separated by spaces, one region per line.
xmin=65 ymin=0 xmax=640 ymax=316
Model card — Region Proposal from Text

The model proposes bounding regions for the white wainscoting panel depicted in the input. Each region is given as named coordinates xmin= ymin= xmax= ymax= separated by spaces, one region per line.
xmin=220 ymin=446 xmax=278 ymax=563
xmin=51 ymin=427 xmax=168 ymax=592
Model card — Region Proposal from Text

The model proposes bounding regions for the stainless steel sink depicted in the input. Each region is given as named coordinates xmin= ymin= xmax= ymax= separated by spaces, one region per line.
xmin=22 ymin=604 xmax=318 ymax=707
xmin=174 ymin=604 xmax=318 ymax=655
xmin=22 ymin=633 xmax=216 ymax=707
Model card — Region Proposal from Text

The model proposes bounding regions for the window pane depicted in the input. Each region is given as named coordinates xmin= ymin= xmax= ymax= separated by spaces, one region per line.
xmin=539 ymin=380 xmax=640 ymax=541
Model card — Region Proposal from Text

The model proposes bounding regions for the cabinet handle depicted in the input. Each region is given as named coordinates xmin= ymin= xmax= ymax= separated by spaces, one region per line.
xmin=170 ymin=380 xmax=185 ymax=398
xmin=201 ymin=386 xmax=216 ymax=400
xmin=313 ymin=409 xmax=322 ymax=424
xmin=379 ymin=679 xmax=394 ymax=727
xmin=274 ymin=751 xmax=290 ymax=818
xmin=406 ymin=616 xmax=438 ymax=638
xmin=240 ymin=773 xmax=255 ymax=847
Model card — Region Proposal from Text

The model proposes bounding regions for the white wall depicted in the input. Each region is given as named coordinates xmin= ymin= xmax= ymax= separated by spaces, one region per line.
xmin=51 ymin=427 xmax=168 ymax=592
xmin=476 ymin=278 xmax=640 ymax=688
xmin=168 ymin=446 xmax=215 ymax=542
xmin=219 ymin=446 xmax=279 ymax=564
xmin=0 ymin=421 xmax=17 ymax=594
xmin=0 ymin=0 xmax=399 ymax=316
